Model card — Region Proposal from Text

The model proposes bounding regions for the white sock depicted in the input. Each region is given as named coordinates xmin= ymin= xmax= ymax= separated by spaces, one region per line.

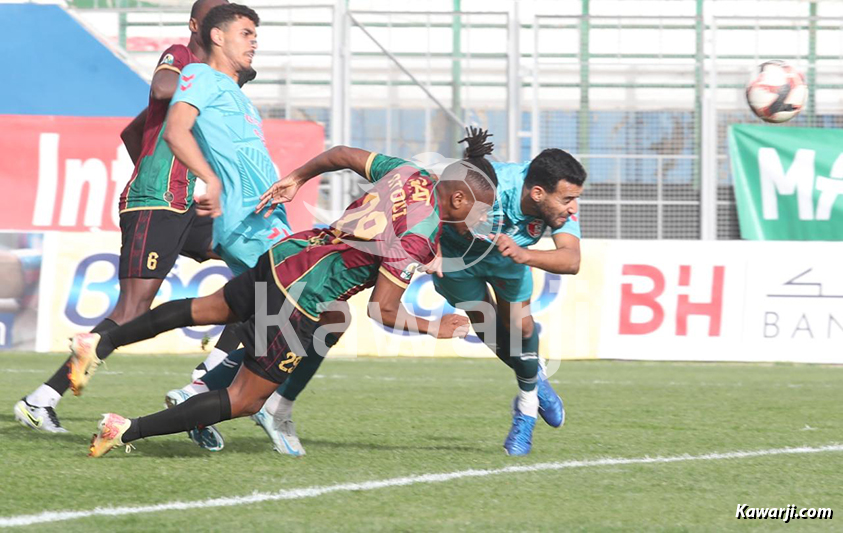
xmin=517 ymin=389 xmax=539 ymax=418
xmin=201 ymin=348 xmax=230 ymax=372
xmin=26 ymin=384 xmax=62 ymax=408
xmin=182 ymin=380 xmax=209 ymax=396
xmin=263 ymin=391 xmax=294 ymax=419
xmin=538 ymin=357 xmax=548 ymax=376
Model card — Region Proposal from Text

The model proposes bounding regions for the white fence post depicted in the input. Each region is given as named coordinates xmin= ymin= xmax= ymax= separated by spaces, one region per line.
xmin=507 ymin=4 xmax=521 ymax=162
xmin=330 ymin=0 xmax=347 ymax=215
xmin=700 ymin=13 xmax=719 ymax=240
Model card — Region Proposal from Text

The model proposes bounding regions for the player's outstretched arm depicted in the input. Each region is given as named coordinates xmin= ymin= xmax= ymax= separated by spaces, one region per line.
xmin=367 ymin=272 xmax=469 ymax=338
xmin=256 ymin=146 xmax=373 ymax=217
xmin=289 ymin=145 xmax=373 ymax=182
xmin=491 ymin=232 xmax=580 ymax=275
xmin=532 ymin=232 xmax=581 ymax=274
xmin=120 ymin=107 xmax=148 ymax=165
xmin=163 ymin=102 xmax=223 ymax=217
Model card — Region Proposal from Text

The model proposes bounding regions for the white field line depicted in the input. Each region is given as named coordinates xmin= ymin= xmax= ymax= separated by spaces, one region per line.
xmin=3 ymin=367 xmax=838 ymax=389
xmin=1 ymin=444 xmax=841 ymax=528
xmin=4 ymin=367 xmax=841 ymax=391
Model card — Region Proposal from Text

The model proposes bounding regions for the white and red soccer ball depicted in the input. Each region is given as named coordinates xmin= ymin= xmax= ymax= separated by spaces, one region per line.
xmin=745 ymin=60 xmax=807 ymax=123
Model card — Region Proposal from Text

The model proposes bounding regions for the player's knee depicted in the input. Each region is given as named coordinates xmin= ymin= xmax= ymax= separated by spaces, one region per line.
xmin=520 ymin=316 xmax=535 ymax=339
xmin=192 ymin=290 xmax=234 ymax=325
xmin=228 ymin=393 xmax=263 ymax=418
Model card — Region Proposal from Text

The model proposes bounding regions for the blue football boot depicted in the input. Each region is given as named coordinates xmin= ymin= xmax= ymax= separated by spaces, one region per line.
xmin=503 ymin=400 xmax=537 ymax=456
xmin=537 ymin=367 xmax=565 ymax=428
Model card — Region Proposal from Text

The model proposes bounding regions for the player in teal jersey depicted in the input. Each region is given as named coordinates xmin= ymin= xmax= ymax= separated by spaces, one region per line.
xmin=432 ymin=149 xmax=585 ymax=455
xmin=76 ymin=132 xmax=497 ymax=458
xmin=163 ymin=4 xmax=287 ymax=276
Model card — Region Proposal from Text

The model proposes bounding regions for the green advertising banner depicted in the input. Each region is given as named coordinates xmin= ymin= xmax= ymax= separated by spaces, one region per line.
xmin=728 ymin=124 xmax=843 ymax=240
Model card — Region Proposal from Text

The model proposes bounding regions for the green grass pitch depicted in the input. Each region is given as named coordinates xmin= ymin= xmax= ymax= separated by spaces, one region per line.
xmin=1 ymin=352 xmax=841 ymax=531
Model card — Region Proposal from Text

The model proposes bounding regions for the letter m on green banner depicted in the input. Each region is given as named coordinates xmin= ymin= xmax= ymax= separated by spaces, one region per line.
xmin=728 ymin=124 xmax=843 ymax=240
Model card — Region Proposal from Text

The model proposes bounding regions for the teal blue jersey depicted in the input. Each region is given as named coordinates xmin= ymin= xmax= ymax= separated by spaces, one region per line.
xmin=169 ymin=63 xmax=290 ymax=271
xmin=440 ymin=161 xmax=581 ymax=259
xmin=435 ymin=161 xmax=582 ymax=305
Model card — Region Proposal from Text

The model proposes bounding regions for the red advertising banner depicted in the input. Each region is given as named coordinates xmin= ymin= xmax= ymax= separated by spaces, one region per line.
xmin=0 ymin=115 xmax=323 ymax=232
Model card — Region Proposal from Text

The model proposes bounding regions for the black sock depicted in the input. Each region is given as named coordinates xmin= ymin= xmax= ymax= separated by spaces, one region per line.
xmin=92 ymin=318 xmax=119 ymax=335
xmin=43 ymin=318 xmax=120 ymax=396
xmin=213 ymin=323 xmax=242 ymax=353
xmin=96 ymin=299 xmax=194 ymax=360
xmin=122 ymin=389 xmax=232 ymax=443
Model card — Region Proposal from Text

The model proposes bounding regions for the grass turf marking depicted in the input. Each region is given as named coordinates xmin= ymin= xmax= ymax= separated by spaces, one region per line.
xmin=1 ymin=444 xmax=841 ymax=528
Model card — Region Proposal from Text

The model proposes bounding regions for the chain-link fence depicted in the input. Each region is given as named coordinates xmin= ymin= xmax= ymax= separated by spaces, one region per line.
xmin=532 ymin=14 xmax=701 ymax=239
xmin=68 ymin=0 xmax=840 ymax=239
xmin=342 ymin=9 xmax=513 ymax=204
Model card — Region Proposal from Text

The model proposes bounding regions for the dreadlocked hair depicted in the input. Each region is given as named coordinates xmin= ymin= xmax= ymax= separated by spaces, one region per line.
xmin=440 ymin=126 xmax=498 ymax=193
xmin=460 ymin=126 xmax=494 ymax=159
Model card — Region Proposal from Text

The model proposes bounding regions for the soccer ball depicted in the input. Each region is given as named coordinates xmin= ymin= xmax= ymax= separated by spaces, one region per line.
xmin=745 ymin=60 xmax=807 ymax=123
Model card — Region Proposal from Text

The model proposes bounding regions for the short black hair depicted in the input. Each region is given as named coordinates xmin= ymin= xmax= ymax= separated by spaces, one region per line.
xmin=525 ymin=148 xmax=587 ymax=191
xmin=190 ymin=0 xmax=225 ymax=21
xmin=201 ymin=4 xmax=260 ymax=53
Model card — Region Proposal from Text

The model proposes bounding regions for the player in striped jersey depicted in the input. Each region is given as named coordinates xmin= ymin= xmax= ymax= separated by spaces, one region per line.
xmin=78 ymin=130 xmax=498 ymax=457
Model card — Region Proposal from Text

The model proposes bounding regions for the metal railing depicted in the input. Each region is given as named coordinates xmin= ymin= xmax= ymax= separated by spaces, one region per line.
xmin=65 ymin=1 xmax=842 ymax=240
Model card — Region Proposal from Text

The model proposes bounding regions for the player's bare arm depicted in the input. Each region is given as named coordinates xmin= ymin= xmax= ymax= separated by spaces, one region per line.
xmin=418 ymin=242 xmax=444 ymax=278
xmin=368 ymin=272 xmax=469 ymax=338
xmin=256 ymin=146 xmax=373 ymax=217
xmin=492 ymin=232 xmax=580 ymax=274
xmin=120 ymin=108 xmax=148 ymax=165
xmin=121 ymin=68 xmax=181 ymax=164
xmin=163 ymin=101 xmax=223 ymax=217
xmin=150 ymin=67 xmax=181 ymax=101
